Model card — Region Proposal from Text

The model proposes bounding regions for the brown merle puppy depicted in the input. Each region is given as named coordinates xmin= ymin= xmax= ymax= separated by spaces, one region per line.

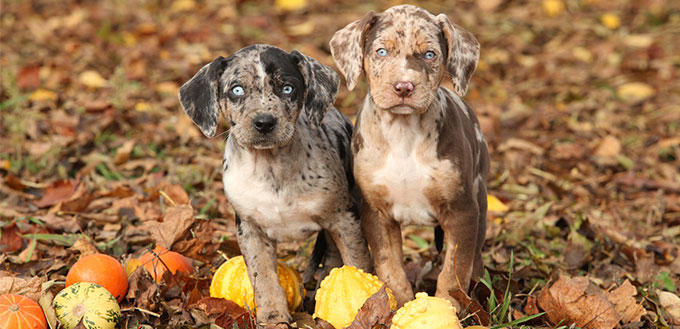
xmin=178 ymin=45 xmax=371 ymax=325
xmin=330 ymin=5 xmax=489 ymax=311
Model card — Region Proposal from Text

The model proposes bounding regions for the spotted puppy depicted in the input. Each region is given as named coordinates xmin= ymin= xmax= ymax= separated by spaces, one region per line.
xmin=178 ymin=45 xmax=371 ymax=325
xmin=331 ymin=5 xmax=489 ymax=311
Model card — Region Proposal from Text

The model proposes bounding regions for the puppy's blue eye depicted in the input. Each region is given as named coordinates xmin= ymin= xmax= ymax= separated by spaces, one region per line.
xmin=377 ymin=48 xmax=388 ymax=57
xmin=282 ymin=85 xmax=293 ymax=94
xmin=424 ymin=51 xmax=436 ymax=60
xmin=231 ymin=86 xmax=244 ymax=96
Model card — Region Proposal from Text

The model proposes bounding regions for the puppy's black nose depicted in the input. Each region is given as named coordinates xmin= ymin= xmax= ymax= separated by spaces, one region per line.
xmin=253 ymin=114 xmax=277 ymax=134
xmin=393 ymin=81 xmax=414 ymax=98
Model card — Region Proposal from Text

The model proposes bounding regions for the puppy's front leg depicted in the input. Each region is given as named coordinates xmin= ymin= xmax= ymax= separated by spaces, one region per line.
xmin=324 ymin=210 xmax=372 ymax=272
xmin=235 ymin=214 xmax=290 ymax=324
xmin=436 ymin=205 xmax=480 ymax=311
xmin=361 ymin=206 xmax=413 ymax=306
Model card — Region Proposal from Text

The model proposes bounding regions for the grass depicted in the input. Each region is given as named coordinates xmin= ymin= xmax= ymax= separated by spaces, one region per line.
xmin=480 ymin=253 xmax=546 ymax=329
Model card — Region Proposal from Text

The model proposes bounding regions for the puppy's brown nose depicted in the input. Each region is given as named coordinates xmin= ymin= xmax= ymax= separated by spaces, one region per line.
xmin=253 ymin=114 xmax=277 ymax=134
xmin=393 ymin=81 xmax=414 ymax=98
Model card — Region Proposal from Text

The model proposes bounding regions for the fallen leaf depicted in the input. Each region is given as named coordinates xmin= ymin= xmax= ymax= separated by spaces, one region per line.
xmin=525 ymin=295 xmax=540 ymax=316
xmin=617 ymin=82 xmax=655 ymax=103
xmin=572 ymin=47 xmax=593 ymax=63
xmin=79 ymin=70 xmax=108 ymax=89
xmin=69 ymin=237 xmax=99 ymax=256
xmin=0 ymin=272 xmax=46 ymax=301
xmin=275 ymin=0 xmax=307 ymax=12
xmin=542 ymin=0 xmax=564 ymax=17
xmin=601 ymin=13 xmax=621 ymax=29
xmin=39 ymin=281 xmax=59 ymax=329
xmin=537 ymin=276 xmax=620 ymax=329
xmin=315 ymin=318 xmax=337 ymax=329
xmin=449 ymin=288 xmax=491 ymax=326
xmin=606 ymin=280 xmax=646 ymax=324
xmin=487 ymin=194 xmax=509 ymax=212
xmin=155 ymin=81 xmax=179 ymax=95
xmin=17 ymin=65 xmax=41 ymax=89
xmin=29 ymin=88 xmax=58 ymax=102
xmin=477 ymin=0 xmax=503 ymax=12
xmin=144 ymin=205 xmax=195 ymax=249
xmin=170 ymin=0 xmax=195 ymax=12
xmin=658 ymin=290 xmax=680 ymax=325
xmin=188 ymin=297 xmax=256 ymax=329
xmin=114 ymin=140 xmax=136 ymax=165
xmin=623 ymin=34 xmax=654 ymax=48
xmin=594 ymin=135 xmax=622 ymax=158
xmin=0 ymin=222 xmax=24 ymax=253
xmin=347 ymin=286 xmax=395 ymax=329
xmin=34 ymin=179 xmax=78 ymax=208
xmin=161 ymin=184 xmax=190 ymax=205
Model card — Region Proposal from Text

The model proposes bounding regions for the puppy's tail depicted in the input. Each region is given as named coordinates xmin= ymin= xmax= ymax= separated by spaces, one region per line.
xmin=303 ymin=232 xmax=326 ymax=284
xmin=435 ymin=225 xmax=444 ymax=253
xmin=302 ymin=230 xmax=343 ymax=285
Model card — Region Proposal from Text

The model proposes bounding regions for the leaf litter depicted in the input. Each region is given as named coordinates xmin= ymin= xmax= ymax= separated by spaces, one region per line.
xmin=1 ymin=0 xmax=679 ymax=328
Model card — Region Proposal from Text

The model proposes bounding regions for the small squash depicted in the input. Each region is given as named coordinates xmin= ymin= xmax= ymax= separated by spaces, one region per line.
xmin=138 ymin=246 xmax=194 ymax=282
xmin=0 ymin=294 xmax=47 ymax=329
xmin=210 ymin=255 xmax=304 ymax=312
xmin=53 ymin=282 xmax=121 ymax=329
xmin=391 ymin=292 xmax=462 ymax=329
xmin=313 ymin=266 xmax=397 ymax=329
xmin=66 ymin=253 xmax=129 ymax=302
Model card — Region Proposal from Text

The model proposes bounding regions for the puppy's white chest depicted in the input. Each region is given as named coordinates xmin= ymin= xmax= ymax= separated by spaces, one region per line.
xmin=368 ymin=123 xmax=440 ymax=226
xmin=223 ymin=154 xmax=322 ymax=241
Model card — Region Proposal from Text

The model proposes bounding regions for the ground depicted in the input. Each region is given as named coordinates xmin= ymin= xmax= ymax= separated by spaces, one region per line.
xmin=0 ymin=0 xmax=679 ymax=328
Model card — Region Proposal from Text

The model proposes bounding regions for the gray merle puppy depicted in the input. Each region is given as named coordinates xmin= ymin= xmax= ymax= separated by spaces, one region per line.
xmin=178 ymin=44 xmax=371 ymax=326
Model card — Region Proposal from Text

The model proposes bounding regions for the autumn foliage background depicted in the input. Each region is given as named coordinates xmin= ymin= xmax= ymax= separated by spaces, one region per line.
xmin=1 ymin=0 xmax=679 ymax=328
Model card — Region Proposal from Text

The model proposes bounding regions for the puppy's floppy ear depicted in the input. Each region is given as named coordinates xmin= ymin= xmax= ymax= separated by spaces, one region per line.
xmin=437 ymin=14 xmax=480 ymax=96
xmin=329 ymin=11 xmax=378 ymax=91
xmin=178 ymin=56 xmax=230 ymax=138
xmin=291 ymin=50 xmax=339 ymax=128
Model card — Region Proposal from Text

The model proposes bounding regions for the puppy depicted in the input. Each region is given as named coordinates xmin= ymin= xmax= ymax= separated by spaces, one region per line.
xmin=330 ymin=5 xmax=489 ymax=311
xmin=178 ymin=45 xmax=371 ymax=325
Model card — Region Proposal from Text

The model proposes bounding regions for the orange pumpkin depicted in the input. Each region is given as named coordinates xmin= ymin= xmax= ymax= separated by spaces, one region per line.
xmin=66 ymin=253 xmax=129 ymax=303
xmin=0 ymin=294 xmax=47 ymax=329
xmin=138 ymin=246 xmax=194 ymax=282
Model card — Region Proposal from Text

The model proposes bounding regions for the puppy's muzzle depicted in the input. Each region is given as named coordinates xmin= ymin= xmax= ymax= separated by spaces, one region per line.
xmin=393 ymin=81 xmax=414 ymax=98
xmin=253 ymin=113 xmax=278 ymax=134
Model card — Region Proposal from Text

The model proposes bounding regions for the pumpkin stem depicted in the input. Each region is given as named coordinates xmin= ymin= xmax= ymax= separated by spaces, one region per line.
xmin=73 ymin=303 xmax=87 ymax=317
xmin=9 ymin=303 xmax=19 ymax=312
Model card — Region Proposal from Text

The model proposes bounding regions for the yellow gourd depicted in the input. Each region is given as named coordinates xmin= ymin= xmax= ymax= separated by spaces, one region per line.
xmin=314 ymin=266 xmax=397 ymax=329
xmin=209 ymin=255 xmax=304 ymax=312
xmin=53 ymin=282 xmax=121 ymax=329
xmin=391 ymin=292 xmax=462 ymax=329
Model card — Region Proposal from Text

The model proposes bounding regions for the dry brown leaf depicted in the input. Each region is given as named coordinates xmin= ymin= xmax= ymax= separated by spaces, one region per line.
xmin=114 ymin=140 xmax=136 ymax=165
xmin=79 ymin=70 xmax=107 ymax=88
xmin=188 ymin=297 xmax=256 ymax=329
xmin=658 ymin=290 xmax=680 ymax=325
xmin=69 ymin=237 xmax=99 ymax=256
xmin=537 ymin=276 xmax=620 ymax=329
xmin=616 ymin=82 xmax=655 ymax=103
xmin=0 ymin=272 xmax=45 ymax=301
xmin=449 ymin=288 xmax=491 ymax=326
xmin=0 ymin=222 xmax=23 ymax=253
xmin=477 ymin=0 xmax=503 ymax=12
xmin=34 ymin=179 xmax=78 ymax=208
xmin=17 ymin=65 xmax=41 ymax=89
xmin=144 ymin=205 xmax=195 ymax=249
xmin=161 ymin=184 xmax=190 ymax=205
xmin=594 ymin=136 xmax=622 ymax=158
xmin=605 ymin=280 xmax=646 ymax=324
xmin=346 ymin=286 xmax=395 ymax=329
xmin=39 ymin=281 xmax=59 ymax=329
